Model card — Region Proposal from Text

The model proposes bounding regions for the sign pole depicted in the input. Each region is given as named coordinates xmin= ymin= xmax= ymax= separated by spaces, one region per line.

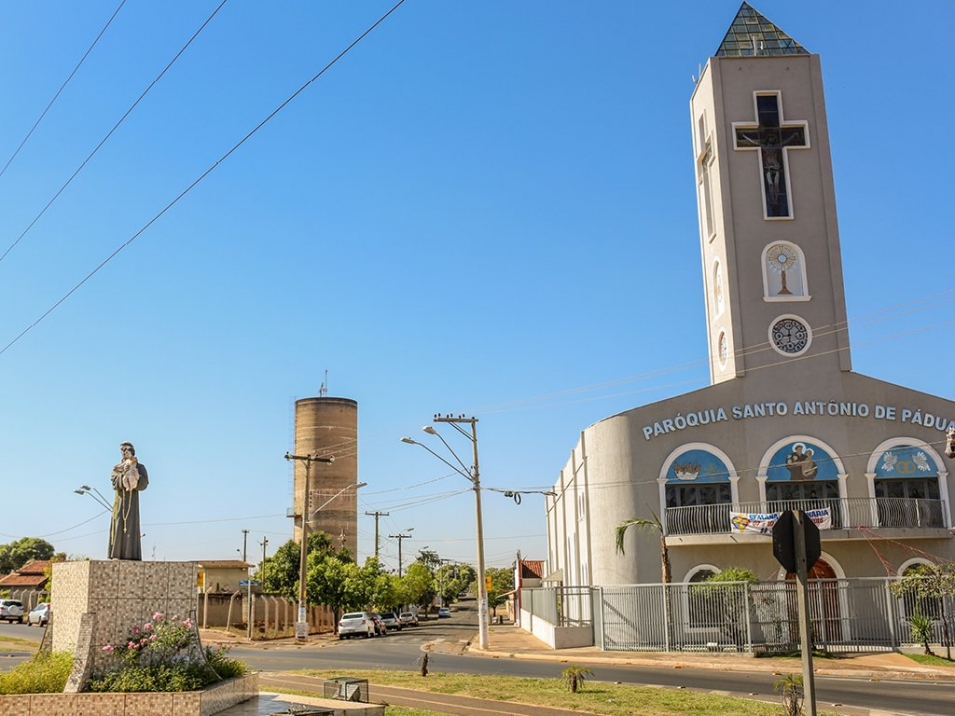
xmin=793 ymin=510 xmax=817 ymax=716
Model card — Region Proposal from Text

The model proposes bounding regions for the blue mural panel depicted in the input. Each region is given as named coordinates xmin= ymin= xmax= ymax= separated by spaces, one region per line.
xmin=766 ymin=440 xmax=838 ymax=482
xmin=875 ymin=445 xmax=938 ymax=478
xmin=665 ymin=448 xmax=731 ymax=483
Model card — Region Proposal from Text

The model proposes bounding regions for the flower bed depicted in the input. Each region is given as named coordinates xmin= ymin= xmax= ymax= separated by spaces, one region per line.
xmin=0 ymin=672 xmax=258 ymax=716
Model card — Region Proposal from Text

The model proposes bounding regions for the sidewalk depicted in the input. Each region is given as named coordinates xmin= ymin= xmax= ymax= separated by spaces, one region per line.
xmin=444 ymin=623 xmax=955 ymax=681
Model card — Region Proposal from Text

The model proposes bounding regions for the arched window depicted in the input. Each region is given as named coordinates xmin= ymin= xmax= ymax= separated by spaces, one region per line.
xmin=761 ymin=242 xmax=809 ymax=300
xmin=762 ymin=438 xmax=842 ymax=527
xmin=873 ymin=445 xmax=943 ymax=528
xmin=896 ymin=560 xmax=942 ymax=622
xmin=661 ymin=446 xmax=736 ymax=536
xmin=713 ymin=259 xmax=725 ymax=316
xmin=685 ymin=565 xmax=719 ymax=629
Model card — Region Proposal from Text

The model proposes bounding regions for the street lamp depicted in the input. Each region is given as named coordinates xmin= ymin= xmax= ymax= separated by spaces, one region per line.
xmin=74 ymin=484 xmax=111 ymax=510
xmin=284 ymin=451 xmax=347 ymax=642
xmin=401 ymin=414 xmax=489 ymax=650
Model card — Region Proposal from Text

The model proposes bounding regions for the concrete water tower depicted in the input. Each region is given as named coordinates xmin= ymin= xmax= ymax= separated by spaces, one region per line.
xmin=291 ymin=396 xmax=359 ymax=556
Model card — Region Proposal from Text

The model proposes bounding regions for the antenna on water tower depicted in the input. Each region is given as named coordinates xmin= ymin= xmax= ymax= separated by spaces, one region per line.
xmin=319 ymin=369 xmax=328 ymax=397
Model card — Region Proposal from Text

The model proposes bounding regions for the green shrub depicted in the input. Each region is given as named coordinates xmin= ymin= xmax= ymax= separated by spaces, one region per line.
xmin=205 ymin=644 xmax=248 ymax=679
xmin=88 ymin=612 xmax=248 ymax=692
xmin=561 ymin=664 xmax=593 ymax=693
xmin=87 ymin=663 xmax=211 ymax=693
xmin=0 ymin=652 xmax=73 ymax=694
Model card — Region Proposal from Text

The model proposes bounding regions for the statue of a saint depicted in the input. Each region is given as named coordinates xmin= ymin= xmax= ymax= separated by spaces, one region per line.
xmin=109 ymin=441 xmax=149 ymax=560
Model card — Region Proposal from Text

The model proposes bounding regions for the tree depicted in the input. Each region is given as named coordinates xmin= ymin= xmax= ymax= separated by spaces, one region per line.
xmin=361 ymin=557 xmax=399 ymax=612
xmin=614 ymin=513 xmax=670 ymax=583
xmin=434 ymin=563 xmax=475 ymax=606
xmin=892 ymin=562 xmax=955 ymax=660
xmin=615 ymin=513 xmax=673 ymax=648
xmin=259 ymin=531 xmax=344 ymax=601
xmin=401 ymin=562 xmax=436 ymax=612
xmin=0 ymin=537 xmax=56 ymax=574
xmin=485 ymin=567 xmax=514 ymax=616
xmin=698 ymin=567 xmax=759 ymax=651
xmin=307 ymin=554 xmax=356 ymax=625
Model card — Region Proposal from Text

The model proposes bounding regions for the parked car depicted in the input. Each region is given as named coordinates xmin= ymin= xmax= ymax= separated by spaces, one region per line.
xmin=27 ymin=602 xmax=51 ymax=627
xmin=398 ymin=611 xmax=418 ymax=627
xmin=337 ymin=611 xmax=375 ymax=639
xmin=369 ymin=612 xmax=387 ymax=636
xmin=0 ymin=599 xmax=24 ymax=624
xmin=437 ymin=607 xmax=451 ymax=618
xmin=380 ymin=612 xmax=401 ymax=631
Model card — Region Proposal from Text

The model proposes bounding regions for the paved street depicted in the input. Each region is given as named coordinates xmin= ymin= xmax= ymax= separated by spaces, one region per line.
xmin=5 ymin=605 xmax=955 ymax=715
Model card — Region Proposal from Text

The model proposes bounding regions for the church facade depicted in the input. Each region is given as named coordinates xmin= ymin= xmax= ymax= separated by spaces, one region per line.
xmin=546 ymin=4 xmax=955 ymax=593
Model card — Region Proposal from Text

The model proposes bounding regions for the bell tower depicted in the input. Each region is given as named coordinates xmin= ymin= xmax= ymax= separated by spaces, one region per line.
xmin=690 ymin=3 xmax=851 ymax=385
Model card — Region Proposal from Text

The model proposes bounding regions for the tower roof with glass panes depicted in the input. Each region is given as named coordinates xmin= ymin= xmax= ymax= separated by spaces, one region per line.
xmin=715 ymin=2 xmax=809 ymax=57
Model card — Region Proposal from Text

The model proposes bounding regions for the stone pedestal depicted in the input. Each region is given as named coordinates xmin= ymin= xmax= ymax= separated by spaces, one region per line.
xmin=52 ymin=560 xmax=197 ymax=677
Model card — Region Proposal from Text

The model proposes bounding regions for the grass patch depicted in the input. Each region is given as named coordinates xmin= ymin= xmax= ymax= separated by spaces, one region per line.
xmin=0 ymin=635 xmax=40 ymax=652
xmin=294 ymin=668 xmax=842 ymax=716
xmin=0 ymin=651 xmax=72 ymax=694
xmin=905 ymin=653 xmax=955 ymax=667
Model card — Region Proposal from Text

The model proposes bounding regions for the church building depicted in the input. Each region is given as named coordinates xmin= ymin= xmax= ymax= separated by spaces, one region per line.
xmin=546 ymin=4 xmax=955 ymax=593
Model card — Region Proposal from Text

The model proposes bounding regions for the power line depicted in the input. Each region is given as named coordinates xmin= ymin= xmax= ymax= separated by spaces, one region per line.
xmin=0 ymin=0 xmax=407 ymax=357
xmin=0 ymin=0 xmax=128 ymax=182
xmin=0 ymin=0 xmax=230 ymax=266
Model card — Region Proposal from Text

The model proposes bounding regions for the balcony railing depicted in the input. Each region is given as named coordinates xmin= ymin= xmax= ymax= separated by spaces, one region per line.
xmin=665 ymin=497 xmax=948 ymax=536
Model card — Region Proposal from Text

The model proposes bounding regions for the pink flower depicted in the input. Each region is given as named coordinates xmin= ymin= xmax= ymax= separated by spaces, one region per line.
xmin=102 ymin=645 xmax=114 ymax=652
xmin=131 ymin=626 xmax=140 ymax=635
xmin=143 ymin=623 xmax=153 ymax=631
xmin=182 ymin=619 xmax=193 ymax=628
xmin=150 ymin=634 xmax=157 ymax=642
xmin=153 ymin=612 xmax=164 ymax=621
xmin=127 ymin=641 xmax=138 ymax=649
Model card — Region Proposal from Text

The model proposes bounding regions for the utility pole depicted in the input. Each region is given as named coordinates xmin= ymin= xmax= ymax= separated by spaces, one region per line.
xmin=433 ymin=414 xmax=488 ymax=651
xmin=259 ymin=537 xmax=269 ymax=588
xmin=241 ymin=529 xmax=250 ymax=562
xmin=284 ymin=451 xmax=335 ymax=642
xmin=365 ymin=510 xmax=390 ymax=558
xmin=389 ymin=532 xmax=413 ymax=576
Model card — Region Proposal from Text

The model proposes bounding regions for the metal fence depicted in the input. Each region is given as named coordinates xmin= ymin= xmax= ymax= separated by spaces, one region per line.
xmin=666 ymin=497 xmax=947 ymax=535
xmin=521 ymin=586 xmax=593 ymax=627
xmin=525 ymin=578 xmax=955 ymax=653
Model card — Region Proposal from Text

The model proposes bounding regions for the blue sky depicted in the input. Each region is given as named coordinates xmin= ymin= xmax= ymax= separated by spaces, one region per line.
xmin=1 ymin=1 xmax=952 ymax=572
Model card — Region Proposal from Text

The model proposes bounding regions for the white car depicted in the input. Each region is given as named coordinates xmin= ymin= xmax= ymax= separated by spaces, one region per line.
xmin=0 ymin=599 xmax=24 ymax=624
xmin=338 ymin=611 xmax=375 ymax=639
xmin=398 ymin=611 xmax=418 ymax=627
xmin=28 ymin=603 xmax=51 ymax=627
xmin=438 ymin=607 xmax=451 ymax=618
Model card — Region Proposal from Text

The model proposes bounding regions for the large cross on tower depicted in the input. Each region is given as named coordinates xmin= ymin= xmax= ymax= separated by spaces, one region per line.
xmin=733 ymin=93 xmax=808 ymax=218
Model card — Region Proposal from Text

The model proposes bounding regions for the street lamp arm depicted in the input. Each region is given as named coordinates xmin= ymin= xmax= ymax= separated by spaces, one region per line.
xmin=75 ymin=485 xmax=112 ymax=510
xmin=311 ymin=481 xmax=367 ymax=516
xmin=423 ymin=426 xmax=472 ymax=477
xmin=401 ymin=437 xmax=473 ymax=484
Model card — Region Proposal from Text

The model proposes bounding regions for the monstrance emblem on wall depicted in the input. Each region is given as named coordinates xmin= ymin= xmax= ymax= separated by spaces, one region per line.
xmin=766 ymin=244 xmax=797 ymax=295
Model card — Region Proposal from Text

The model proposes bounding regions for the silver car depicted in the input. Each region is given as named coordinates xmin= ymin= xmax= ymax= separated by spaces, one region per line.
xmin=380 ymin=612 xmax=401 ymax=631
xmin=337 ymin=611 xmax=375 ymax=639
xmin=0 ymin=599 xmax=24 ymax=624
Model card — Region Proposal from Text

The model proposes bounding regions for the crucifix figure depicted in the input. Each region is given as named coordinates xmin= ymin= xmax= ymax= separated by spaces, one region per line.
xmin=734 ymin=93 xmax=808 ymax=218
